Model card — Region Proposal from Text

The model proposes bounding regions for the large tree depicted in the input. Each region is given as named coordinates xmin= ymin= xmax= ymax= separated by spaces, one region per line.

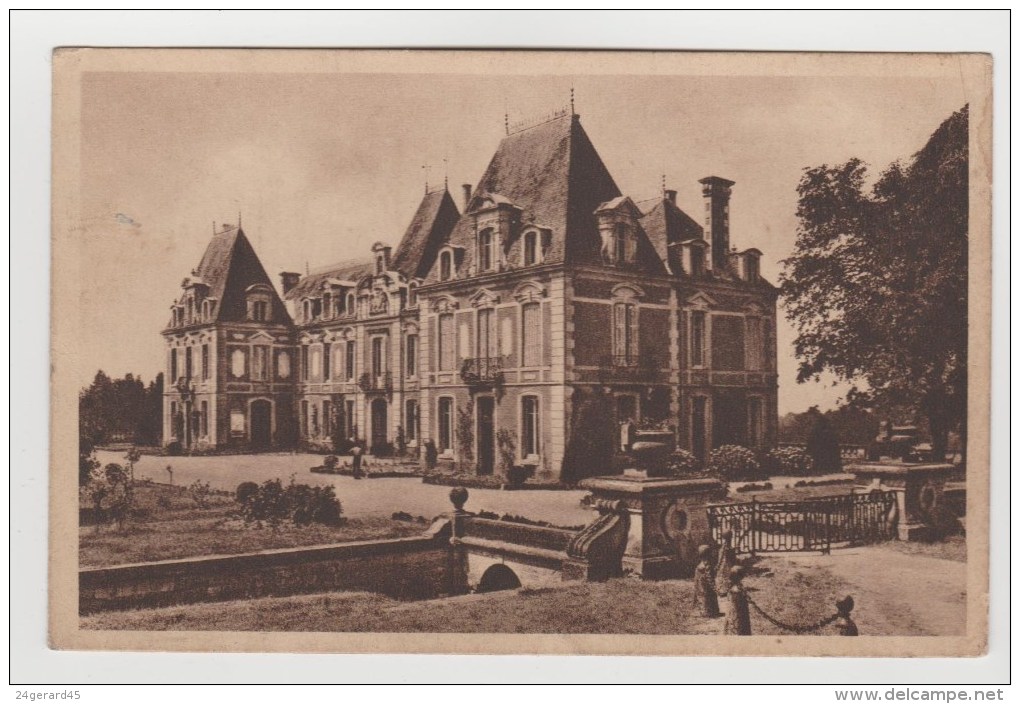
xmin=781 ymin=106 xmax=968 ymax=460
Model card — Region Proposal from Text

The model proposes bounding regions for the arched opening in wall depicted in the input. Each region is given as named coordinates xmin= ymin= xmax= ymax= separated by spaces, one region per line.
xmin=477 ymin=564 xmax=522 ymax=593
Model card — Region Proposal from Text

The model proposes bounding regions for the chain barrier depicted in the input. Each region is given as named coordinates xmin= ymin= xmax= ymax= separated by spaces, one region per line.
xmin=744 ymin=592 xmax=841 ymax=634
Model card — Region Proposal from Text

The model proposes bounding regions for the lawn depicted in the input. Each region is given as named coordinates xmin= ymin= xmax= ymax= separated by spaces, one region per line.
xmin=80 ymin=482 xmax=428 ymax=567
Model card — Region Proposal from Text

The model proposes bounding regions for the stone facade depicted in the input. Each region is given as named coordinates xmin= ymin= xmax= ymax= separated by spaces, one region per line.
xmin=162 ymin=111 xmax=778 ymax=479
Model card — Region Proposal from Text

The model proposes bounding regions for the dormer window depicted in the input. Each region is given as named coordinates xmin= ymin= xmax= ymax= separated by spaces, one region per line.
xmin=408 ymin=282 xmax=418 ymax=308
xmin=302 ymin=299 xmax=312 ymax=322
xmin=613 ymin=223 xmax=627 ymax=263
xmin=322 ymin=292 xmax=332 ymax=319
xmin=690 ymin=247 xmax=704 ymax=277
xmin=440 ymin=251 xmax=452 ymax=281
xmin=252 ymin=300 xmax=268 ymax=322
xmin=478 ymin=228 xmax=494 ymax=272
xmin=523 ymin=231 xmax=538 ymax=266
xmin=245 ymin=284 xmax=273 ymax=323
xmin=345 ymin=292 xmax=355 ymax=316
xmin=201 ymin=299 xmax=213 ymax=321
xmin=376 ymin=255 xmax=385 ymax=276
xmin=746 ymin=255 xmax=759 ymax=281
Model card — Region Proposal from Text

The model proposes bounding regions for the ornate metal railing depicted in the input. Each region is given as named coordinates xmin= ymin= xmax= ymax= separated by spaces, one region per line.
xmin=707 ymin=491 xmax=898 ymax=554
xmin=357 ymin=371 xmax=393 ymax=394
xmin=597 ymin=354 xmax=657 ymax=382
xmin=460 ymin=357 xmax=504 ymax=386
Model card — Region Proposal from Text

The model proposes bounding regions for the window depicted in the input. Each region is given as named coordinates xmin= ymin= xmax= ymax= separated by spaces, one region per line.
xmin=613 ymin=302 xmax=638 ymax=364
xmin=230 ymin=410 xmax=245 ymax=437
xmin=301 ymin=345 xmax=309 ymax=381
xmin=690 ymin=247 xmax=704 ymax=276
xmin=311 ymin=404 xmax=319 ymax=437
xmin=200 ymin=401 xmax=208 ymax=437
xmin=690 ymin=311 xmax=706 ymax=367
xmin=711 ymin=315 xmax=745 ymax=372
xmin=300 ymin=400 xmax=309 ymax=437
xmin=322 ymin=293 xmax=332 ymax=319
xmin=201 ymin=344 xmax=210 ymax=380
xmin=311 ymin=299 xmax=322 ymax=320
xmin=438 ymin=313 xmax=455 ymax=371
xmin=439 ymin=251 xmax=452 ymax=281
xmin=344 ymin=399 xmax=356 ymax=438
xmin=748 ymin=397 xmax=764 ymax=448
xmin=477 ymin=308 xmax=496 ymax=359
xmin=746 ymin=317 xmax=764 ymax=371
xmin=187 ymin=298 xmax=194 ymax=324
xmin=277 ymin=351 xmax=291 ymax=379
xmin=185 ymin=346 xmax=193 ymax=379
xmin=376 ymin=255 xmax=384 ymax=276
xmin=311 ymin=346 xmax=322 ymax=380
xmin=302 ymin=300 xmax=311 ymax=323
xmin=614 ymin=223 xmax=627 ymax=263
xmin=170 ymin=349 xmax=178 ymax=382
xmin=408 ymin=283 xmax=418 ymax=308
xmin=406 ymin=334 xmax=418 ymax=377
xmin=231 ymin=348 xmax=246 ymax=379
xmin=252 ymin=346 xmax=269 ymax=381
xmin=323 ymin=400 xmax=332 ymax=438
xmin=371 ymin=337 xmax=386 ymax=376
xmin=521 ymin=303 xmax=541 ymax=367
xmin=332 ymin=344 xmax=344 ymax=379
xmin=521 ymin=396 xmax=540 ymax=458
xmin=437 ymin=397 xmax=453 ymax=452
xmin=345 ymin=293 xmax=355 ymax=316
xmin=405 ymin=399 xmax=419 ymax=441
xmin=345 ymin=340 xmax=356 ymax=380
xmin=478 ymin=228 xmax=494 ymax=272
xmin=252 ymin=300 xmax=268 ymax=322
xmin=746 ymin=256 xmax=759 ymax=281
xmin=523 ymin=231 xmax=538 ymax=266
xmin=323 ymin=343 xmax=331 ymax=381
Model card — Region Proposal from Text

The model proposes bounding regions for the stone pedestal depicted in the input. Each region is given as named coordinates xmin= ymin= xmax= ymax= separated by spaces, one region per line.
xmin=849 ymin=462 xmax=955 ymax=541
xmin=580 ymin=473 xmax=727 ymax=579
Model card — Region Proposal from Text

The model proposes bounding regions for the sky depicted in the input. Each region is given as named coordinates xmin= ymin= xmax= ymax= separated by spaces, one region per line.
xmin=75 ymin=65 xmax=969 ymax=413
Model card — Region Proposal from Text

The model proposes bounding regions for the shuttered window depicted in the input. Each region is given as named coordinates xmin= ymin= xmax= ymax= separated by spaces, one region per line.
xmin=521 ymin=303 xmax=541 ymax=367
xmin=522 ymin=396 xmax=539 ymax=457
xmin=438 ymin=313 xmax=455 ymax=370
xmin=690 ymin=311 xmax=706 ymax=368
xmin=477 ymin=309 xmax=496 ymax=358
xmin=438 ymin=397 xmax=453 ymax=452
xmin=613 ymin=302 xmax=638 ymax=363
xmin=746 ymin=317 xmax=764 ymax=371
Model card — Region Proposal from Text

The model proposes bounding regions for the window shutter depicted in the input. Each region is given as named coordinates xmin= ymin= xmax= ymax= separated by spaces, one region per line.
xmin=628 ymin=305 xmax=639 ymax=361
xmin=613 ymin=303 xmax=626 ymax=358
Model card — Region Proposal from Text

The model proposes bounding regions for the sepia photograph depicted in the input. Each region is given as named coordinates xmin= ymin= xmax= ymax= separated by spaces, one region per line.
xmin=47 ymin=46 xmax=991 ymax=660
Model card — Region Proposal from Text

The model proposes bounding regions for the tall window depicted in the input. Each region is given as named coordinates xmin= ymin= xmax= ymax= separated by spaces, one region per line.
xmin=322 ymin=293 xmax=332 ymax=319
xmin=746 ymin=317 xmax=764 ymax=371
xmin=344 ymin=399 xmax=356 ymax=438
xmin=437 ymin=397 xmax=453 ymax=452
xmin=300 ymin=400 xmax=309 ymax=437
xmin=311 ymin=404 xmax=319 ymax=437
xmin=332 ymin=344 xmax=344 ymax=380
xmin=613 ymin=302 xmax=638 ymax=364
xmin=231 ymin=349 xmax=246 ymax=379
xmin=200 ymin=401 xmax=208 ymax=437
xmin=345 ymin=293 xmax=355 ymax=316
xmin=185 ymin=347 xmax=193 ymax=379
xmin=405 ymin=399 xmax=419 ymax=442
xmin=252 ymin=300 xmax=268 ymax=322
xmin=523 ymin=231 xmax=538 ymax=266
xmin=521 ymin=396 xmax=540 ymax=458
xmin=614 ymin=223 xmax=627 ymax=263
xmin=277 ymin=351 xmax=291 ymax=379
xmin=252 ymin=346 xmax=268 ymax=381
xmin=311 ymin=346 xmax=322 ymax=380
xmin=690 ymin=311 xmax=707 ymax=367
xmin=406 ymin=334 xmax=418 ymax=377
xmin=746 ymin=256 xmax=759 ymax=281
xmin=170 ymin=349 xmax=178 ymax=382
xmin=408 ymin=283 xmax=418 ymax=308
xmin=477 ymin=308 xmax=495 ymax=358
xmin=323 ymin=343 xmax=331 ymax=381
xmin=301 ymin=345 xmax=309 ymax=381
xmin=323 ymin=400 xmax=332 ymax=438
xmin=690 ymin=247 xmax=704 ymax=276
xmin=440 ymin=251 xmax=452 ymax=281
xmin=478 ymin=228 xmax=494 ymax=272
xmin=345 ymin=340 xmax=356 ymax=380
xmin=521 ymin=303 xmax=541 ymax=367
xmin=748 ymin=397 xmax=764 ymax=448
xmin=371 ymin=337 xmax=385 ymax=376
xmin=201 ymin=344 xmax=210 ymax=380
xmin=438 ymin=313 xmax=455 ymax=371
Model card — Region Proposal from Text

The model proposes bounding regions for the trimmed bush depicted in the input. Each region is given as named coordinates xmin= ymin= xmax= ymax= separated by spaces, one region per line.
xmin=235 ymin=481 xmax=259 ymax=505
xmin=665 ymin=449 xmax=701 ymax=476
xmin=237 ymin=477 xmax=343 ymax=527
xmin=706 ymin=445 xmax=762 ymax=481
xmin=765 ymin=446 xmax=815 ymax=476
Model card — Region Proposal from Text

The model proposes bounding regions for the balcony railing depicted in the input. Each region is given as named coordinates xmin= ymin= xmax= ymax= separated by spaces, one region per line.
xmin=357 ymin=371 xmax=393 ymax=394
xmin=598 ymin=354 xmax=657 ymax=383
xmin=460 ymin=357 xmax=505 ymax=386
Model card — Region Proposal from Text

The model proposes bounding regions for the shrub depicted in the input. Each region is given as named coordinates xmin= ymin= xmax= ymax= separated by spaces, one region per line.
xmin=765 ymin=446 xmax=815 ymax=476
xmin=323 ymin=455 xmax=339 ymax=470
xmin=506 ymin=465 xmax=530 ymax=488
xmin=235 ymin=481 xmax=259 ymax=505
xmin=496 ymin=428 xmax=517 ymax=475
xmin=806 ymin=413 xmax=842 ymax=473
xmin=165 ymin=440 xmax=183 ymax=456
xmin=188 ymin=479 xmax=213 ymax=508
xmin=665 ymin=449 xmax=701 ymax=476
xmin=236 ymin=477 xmax=343 ymax=527
xmin=706 ymin=445 xmax=762 ymax=481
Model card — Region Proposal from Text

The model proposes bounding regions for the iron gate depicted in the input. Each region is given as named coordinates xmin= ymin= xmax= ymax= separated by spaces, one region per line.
xmin=707 ymin=491 xmax=898 ymax=554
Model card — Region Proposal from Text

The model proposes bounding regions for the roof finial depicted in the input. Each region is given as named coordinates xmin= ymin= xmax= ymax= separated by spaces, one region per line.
xmin=422 ymin=163 xmax=431 ymax=194
xmin=212 ymin=221 xmax=216 ymax=235
xmin=661 ymin=173 xmax=667 ymax=197
xmin=443 ymin=157 xmax=448 ymax=190
xmin=305 ymin=261 xmax=310 ymax=275
xmin=570 ymin=85 xmax=575 ymax=116
xmin=238 ymin=210 xmax=242 ymax=229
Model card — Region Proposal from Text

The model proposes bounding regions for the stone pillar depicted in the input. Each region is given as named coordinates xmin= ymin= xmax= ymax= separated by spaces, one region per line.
xmin=849 ymin=462 xmax=956 ymax=541
xmin=580 ymin=473 xmax=727 ymax=579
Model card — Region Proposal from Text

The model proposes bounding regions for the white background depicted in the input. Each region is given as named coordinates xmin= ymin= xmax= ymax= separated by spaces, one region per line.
xmin=8 ymin=9 xmax=1011 ymax=690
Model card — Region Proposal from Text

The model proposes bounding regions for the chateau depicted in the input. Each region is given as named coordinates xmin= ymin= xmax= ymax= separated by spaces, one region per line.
xmin=162 ymin=110 xmax=778 ymax=480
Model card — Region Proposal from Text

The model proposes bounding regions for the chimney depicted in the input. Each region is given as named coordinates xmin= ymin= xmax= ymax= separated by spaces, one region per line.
xmin=664 ymin=189 xmax=677 ymax=205
xmin=462 ymin=184 xmax=472 ymax=211
xmin=699 ymin=176 xmax=735 ymax=270
xmin=280 ymin=272 xmax=301 ymax=295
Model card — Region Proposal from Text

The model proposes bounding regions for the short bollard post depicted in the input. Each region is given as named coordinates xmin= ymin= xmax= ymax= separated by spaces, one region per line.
xmin=724 ymin=566 xmax=752 ymax=636
xmin=715 ymin=529 xmax=737 ymax=596
xmin=835 ymin=596 xmax=859 ymax=636
xmin=693 ymin=545 xmax=721 ymax=618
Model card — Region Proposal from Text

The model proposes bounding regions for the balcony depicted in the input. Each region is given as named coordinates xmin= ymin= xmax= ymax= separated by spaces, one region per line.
xmin=459 ymin=357 xmax=505 ymax=387
xmin=597 ymin=354 xmax=658 ymax=383
xmin=357 ymin=371 xmax=393 ymax=395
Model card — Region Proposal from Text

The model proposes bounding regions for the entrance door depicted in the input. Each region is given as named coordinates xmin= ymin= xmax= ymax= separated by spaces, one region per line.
xmin=250 ymin=400 xmax=272 ymax=450
xmin=477 ymin=396 xmax=495 ymax=475
xmin=371 ymin=398 xmax=388 ymax=454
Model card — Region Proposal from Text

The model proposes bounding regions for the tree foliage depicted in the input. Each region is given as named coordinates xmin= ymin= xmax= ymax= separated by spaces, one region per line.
xmin=79 ymin=370 xmax=163 ymax=447
xmin=780 ymin=106 xmax=968 ymax=459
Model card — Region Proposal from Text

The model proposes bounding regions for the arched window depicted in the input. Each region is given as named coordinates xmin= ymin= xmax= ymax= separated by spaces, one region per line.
xmin=345 ymin=292 xmax=355 ymax=316
xmin=521 ymin=395 xmax=540 ymax=458
xmin=440 ymin=251 xmax=452 ymax=281
xmin=523 ymin=231 xmax=538 ymax=266
xmin=478 ymin=228 xmax=494 ymax=272
xmin=302 ymin=300 xmax=311 ymax=323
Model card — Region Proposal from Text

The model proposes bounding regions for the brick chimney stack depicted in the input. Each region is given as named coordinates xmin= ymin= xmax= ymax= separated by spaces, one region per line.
xmin=462 ymin=184 xmax=472 ymax=211
xmin=699 ymin=176 xmax=735 ymax=270
xmin=664 ymin=189 xmax=677 ymax=205
xmin=280 ymin=272 xmax=301 ymax=295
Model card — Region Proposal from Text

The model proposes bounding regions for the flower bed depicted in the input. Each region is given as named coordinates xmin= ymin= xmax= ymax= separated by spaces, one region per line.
xmin=421 ymin=473 xmax=575 ymax=491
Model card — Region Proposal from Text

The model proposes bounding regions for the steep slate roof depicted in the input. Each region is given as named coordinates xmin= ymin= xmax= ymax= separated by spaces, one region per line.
xmin=429 ymin=113 xmax=664 ymax=280
xmin=391 ymin=188 xmax=461 ymax=279
xmin=639 ymin=197 xmax=705 ymax=275
xmin=191 ymin=225 xmax=291 ymax=324
xmin=284 ymin=257 xmax=375 ymax=301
